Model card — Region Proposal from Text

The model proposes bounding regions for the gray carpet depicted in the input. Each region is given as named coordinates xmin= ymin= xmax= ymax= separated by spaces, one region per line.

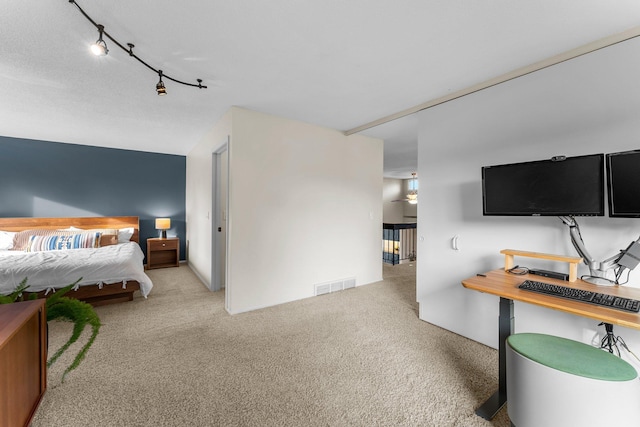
xmin=33 ymin=263 xmax=510 ymax=426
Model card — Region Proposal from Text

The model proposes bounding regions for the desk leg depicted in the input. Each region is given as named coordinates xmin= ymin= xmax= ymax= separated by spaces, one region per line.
xmin=475 ymin=297 xmax=514 ymax=420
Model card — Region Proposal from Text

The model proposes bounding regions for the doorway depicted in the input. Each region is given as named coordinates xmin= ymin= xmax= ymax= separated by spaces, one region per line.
xmin=211 ymin=140 xmax=228 ymax=293
xmin=382 ymin=176 xmax=418 ymax=281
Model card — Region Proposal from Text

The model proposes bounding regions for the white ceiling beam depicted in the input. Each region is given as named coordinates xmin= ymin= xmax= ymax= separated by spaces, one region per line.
xmin=345 ymin=25 xmax=640 ymax=136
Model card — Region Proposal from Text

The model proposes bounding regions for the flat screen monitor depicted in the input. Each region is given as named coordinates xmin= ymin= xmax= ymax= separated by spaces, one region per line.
xmin=482 ymin=154 xmax=605 ymax=216
xmin=606 ymin=150 xmax=640 ymax=218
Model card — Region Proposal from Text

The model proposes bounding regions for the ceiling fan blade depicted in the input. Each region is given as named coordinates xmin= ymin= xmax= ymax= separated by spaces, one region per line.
xmin=391 ymin=199 xmax=409 ymax=202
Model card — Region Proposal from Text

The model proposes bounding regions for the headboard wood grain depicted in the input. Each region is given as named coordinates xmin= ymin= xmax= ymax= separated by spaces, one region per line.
xmin=0 ymin=216 xmax=140 ymax=243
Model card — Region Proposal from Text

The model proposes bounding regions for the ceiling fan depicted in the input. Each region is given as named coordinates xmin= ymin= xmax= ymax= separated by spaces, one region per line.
xmin=392 ymin=173 xmax=418 ymax=204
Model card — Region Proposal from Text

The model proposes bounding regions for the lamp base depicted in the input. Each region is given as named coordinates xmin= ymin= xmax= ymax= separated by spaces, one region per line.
xmin=161 ymin=230 xmax=167 ymax=239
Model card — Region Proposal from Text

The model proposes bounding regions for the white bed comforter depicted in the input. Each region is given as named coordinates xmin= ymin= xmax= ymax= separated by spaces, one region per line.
xmin=0 ymin=242 xmax=153 ymax=297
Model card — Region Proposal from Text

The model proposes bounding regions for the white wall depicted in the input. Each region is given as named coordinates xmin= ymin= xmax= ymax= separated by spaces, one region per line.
xmin=383 ymin=178 xmax=404 ymax=223
xmin=417 ymin=36 xmax=640 ymax=370
xmin=186 ymin=110 xmax=231 ymax=287
xmin=227 ymin=108 xmax=383 ymax=313
xmin=383 ymin=178 xmax=418 ymax=223
xmin=402 ymin=178 xmax=418 ymax=221
xmin=187 ymin=107 xmax=383 ymax=314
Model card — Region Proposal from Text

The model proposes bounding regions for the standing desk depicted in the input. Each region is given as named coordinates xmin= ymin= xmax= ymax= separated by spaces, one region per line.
xmin=462 ymin=268 xmax=640 ymax=420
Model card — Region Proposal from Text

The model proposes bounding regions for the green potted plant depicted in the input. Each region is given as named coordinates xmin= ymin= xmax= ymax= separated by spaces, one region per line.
xmin=0 ymin=278 xmax=101 ymax=382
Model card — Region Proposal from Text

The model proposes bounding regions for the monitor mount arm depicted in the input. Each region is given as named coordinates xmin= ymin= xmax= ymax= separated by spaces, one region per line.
xmin=558 ymin=216 xmax=640 ymax=284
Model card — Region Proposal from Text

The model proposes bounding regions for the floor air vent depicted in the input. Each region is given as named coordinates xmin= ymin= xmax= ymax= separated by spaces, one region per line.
xmin=314 ymin=277 xmax=356 ymax=296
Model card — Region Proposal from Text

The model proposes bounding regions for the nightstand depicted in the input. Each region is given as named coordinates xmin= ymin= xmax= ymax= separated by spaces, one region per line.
xmin=147 ymin=237 xmax=180 ymax=269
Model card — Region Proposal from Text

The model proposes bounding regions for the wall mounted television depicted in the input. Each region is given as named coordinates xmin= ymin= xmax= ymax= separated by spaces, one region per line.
xmin=482 ymin=153 xmax=605 ymax=216
xmin=607 ymin=150 xmax=640 ymax=218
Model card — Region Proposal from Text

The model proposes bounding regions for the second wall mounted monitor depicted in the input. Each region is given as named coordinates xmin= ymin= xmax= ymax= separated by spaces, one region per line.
xmin=607 ymin=150 xmax=640 ymax=218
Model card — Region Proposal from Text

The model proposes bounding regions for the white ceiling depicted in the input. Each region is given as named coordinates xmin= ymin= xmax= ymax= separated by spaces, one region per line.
xmin=1 ymin=1 xmax=639 ymax=178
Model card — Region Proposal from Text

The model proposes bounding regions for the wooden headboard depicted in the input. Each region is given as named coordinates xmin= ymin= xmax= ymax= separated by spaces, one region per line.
xmin=0 ymin=216 xmax=140 ymax=243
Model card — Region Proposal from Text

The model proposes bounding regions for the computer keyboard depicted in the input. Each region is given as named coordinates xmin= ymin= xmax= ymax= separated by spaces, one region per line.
xmin=518 ymin=280 xmax=640 ymax=313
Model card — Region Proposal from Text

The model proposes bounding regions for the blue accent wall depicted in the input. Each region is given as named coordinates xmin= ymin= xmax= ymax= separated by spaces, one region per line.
xmin=0 ymin=136 xmax=186 ymax=260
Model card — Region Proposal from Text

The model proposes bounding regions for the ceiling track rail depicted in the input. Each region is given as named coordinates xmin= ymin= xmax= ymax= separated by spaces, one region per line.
xmin=68 ymin=0 xmax=207 ymax=91
xmin=344 ymin=25 xmax=640 ymax=136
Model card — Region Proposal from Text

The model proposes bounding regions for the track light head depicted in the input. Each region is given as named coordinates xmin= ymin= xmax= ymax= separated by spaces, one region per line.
xmin=91 ymin=25 xmax=108 ymax=56
xmin=156 ymin=82 xmax=167 ymax=96
xmin=91 ymin=39 xmax=108 ymax=56
xmin=156 ymin=70 xmax=167 ymax=96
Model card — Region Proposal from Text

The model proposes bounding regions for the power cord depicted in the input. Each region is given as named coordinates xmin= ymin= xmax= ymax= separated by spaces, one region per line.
xmin=581 ymin=265 xmax=632 ymax=285
xmin=507 ymin=265 xmax=529 ymax=275
xmin=599 ymin=322 xmax=640 ymax=363
xmin=580 ymin=275 xmax=618 ymax=285
xmin=615 ymin=267 xmax=631 ymax=285
xmin=600 ymin=322 xmax=620 ymax=355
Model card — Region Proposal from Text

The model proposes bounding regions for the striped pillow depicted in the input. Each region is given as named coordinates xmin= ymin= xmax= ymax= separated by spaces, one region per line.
xmin=58 ymin=228 xmax=119 ymax=247
xmin=26 ymin=232 xmax=100 ymax=252
xmin=12 ymin=229 xmax=76 ymax=251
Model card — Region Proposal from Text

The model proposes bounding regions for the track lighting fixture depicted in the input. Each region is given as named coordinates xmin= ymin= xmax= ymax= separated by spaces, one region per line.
xmin=90 ymin=24 xmax=108 ymax=56
xmin=68 ymin=0 xmax=207 ymax=95
xmin=156 ymin=71 xmax=167 ymax=96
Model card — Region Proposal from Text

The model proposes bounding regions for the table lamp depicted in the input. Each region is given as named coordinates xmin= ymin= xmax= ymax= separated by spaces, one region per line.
xmin=155 ymin=218 xmax=171 ymax=239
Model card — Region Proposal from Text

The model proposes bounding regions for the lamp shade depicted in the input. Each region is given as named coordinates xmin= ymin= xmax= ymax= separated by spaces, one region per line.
xmin=155 ymin=218 xmax=171 ymax=238
xmin=155 ymin=218 xmax=171 ymax=230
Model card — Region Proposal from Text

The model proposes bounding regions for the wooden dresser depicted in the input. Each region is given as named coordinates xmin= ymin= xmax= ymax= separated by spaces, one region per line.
xmin=0 ymin=299 xmax=47 ymax=427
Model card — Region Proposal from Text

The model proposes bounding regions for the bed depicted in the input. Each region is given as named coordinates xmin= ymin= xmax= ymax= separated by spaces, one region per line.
xmin=0 ymin=216 xmax=153 ymax=306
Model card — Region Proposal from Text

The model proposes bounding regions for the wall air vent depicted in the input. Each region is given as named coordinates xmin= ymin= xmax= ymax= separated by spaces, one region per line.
xmin=315 ymin=283 xmax=331 ymax=296
xmin=314 ymin=277 xmax=356 ymax=296
xmin=343 ymin=278 xmax=356 ymax=289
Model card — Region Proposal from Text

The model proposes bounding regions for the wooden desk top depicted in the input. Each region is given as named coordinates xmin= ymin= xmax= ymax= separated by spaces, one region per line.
xmin=462 ymin=269 xmax=640 ymax=331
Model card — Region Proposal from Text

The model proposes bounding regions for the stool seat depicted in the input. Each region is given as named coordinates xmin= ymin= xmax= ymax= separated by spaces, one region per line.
xmin=506 ymin=333 xmax=640 ymax=427
xmin=508 ymin=333 xmax=637 ymax=381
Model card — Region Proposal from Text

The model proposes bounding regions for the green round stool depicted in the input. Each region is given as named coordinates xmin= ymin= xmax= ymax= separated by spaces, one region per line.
xmin=506 ymin=333 xmax=640 ymax=427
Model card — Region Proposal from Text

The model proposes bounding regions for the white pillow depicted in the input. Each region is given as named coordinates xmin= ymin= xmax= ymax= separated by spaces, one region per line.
xmin=0 ymin=231 xmax=16 ymax=250
xmin=118 ymin=227 xmax=134 ymax=243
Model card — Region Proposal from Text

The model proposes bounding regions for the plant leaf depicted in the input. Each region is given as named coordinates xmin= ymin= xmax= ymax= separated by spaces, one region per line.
xmin=47 ymin=294 xmax=101 ymax=381
xmin=0 ymin=278 xmax=30 ymax=304
xmin=1 ymin=277 xmax=101 ymax=382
